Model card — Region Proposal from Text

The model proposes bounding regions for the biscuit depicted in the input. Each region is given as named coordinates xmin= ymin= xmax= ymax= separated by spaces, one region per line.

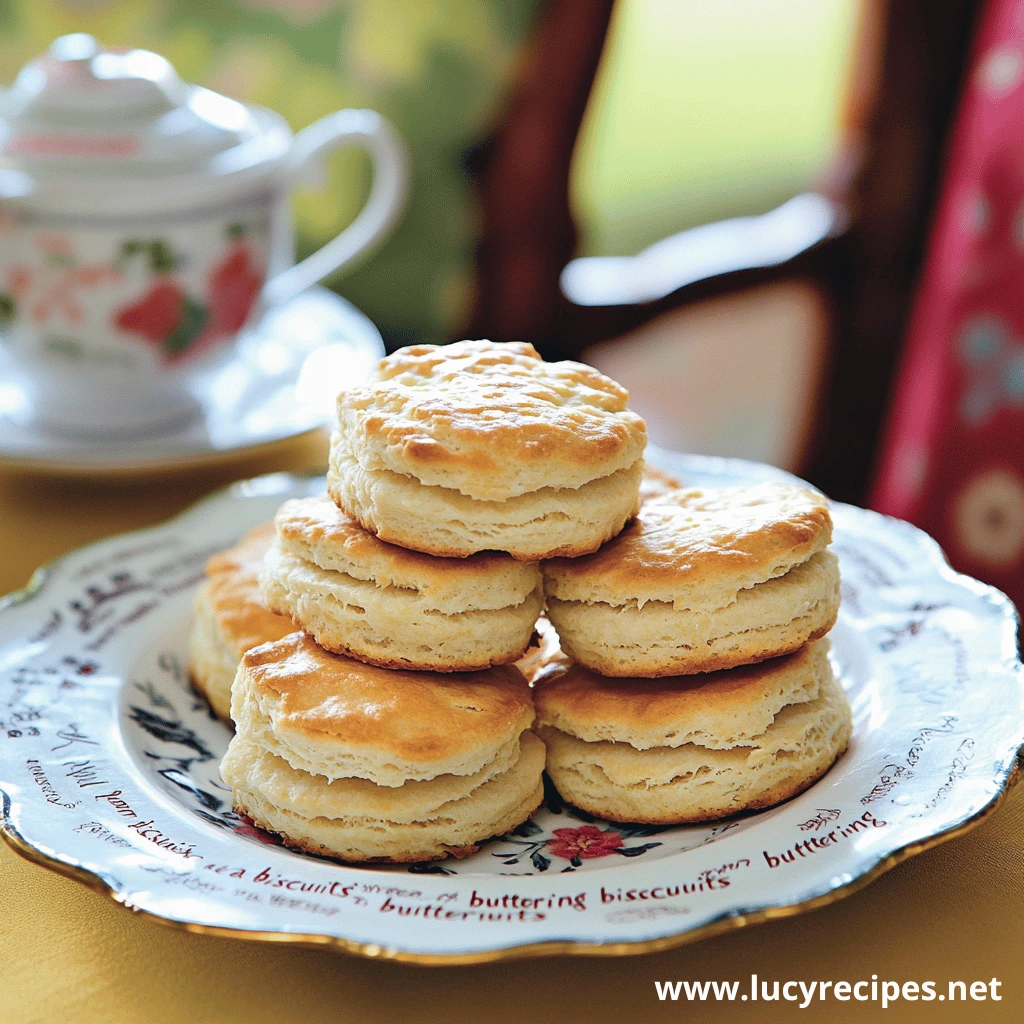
xmin=220 ymin=632 xmax=544 ymax=861
xmin=328 ymin=340 xmax=647 ymax=558
xmin=338 ymin=340 xmax=647 ymax=500
xmin=259 ymin=496 xmax=543 ymax=671
xmin=328 ymin=430 xmax=644 ymax=560
xmin=534 ymin=640 xmax=829 ymax=750
xmin=536 ymin=640 xmax=852 ymax=823
xmin=187 ymin=523 xmax=295 ymax=722
xmin=231 ymin=632 xmax=536 ymax=785
xmin=222 ymin=732 xmax=545 ymax=863
xmin=543 ymin=483 xmax=840 ymax=675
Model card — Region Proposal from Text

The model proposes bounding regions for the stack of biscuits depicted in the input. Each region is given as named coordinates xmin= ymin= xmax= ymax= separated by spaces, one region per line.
xmin=191 ymin=340 xmax=647 ymax=862
xmin=536 ymin=483 xmax=851 ymax=823
xmin=190 ymin=339 xmax=852 ymax=861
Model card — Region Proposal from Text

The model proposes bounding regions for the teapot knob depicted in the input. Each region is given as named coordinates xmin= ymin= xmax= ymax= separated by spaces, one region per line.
xmin=48 ymin=34 xmax=100 ymax=64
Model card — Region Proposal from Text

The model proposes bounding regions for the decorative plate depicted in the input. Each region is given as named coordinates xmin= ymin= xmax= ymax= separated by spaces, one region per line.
xmin=0 ymin=287 xmax=383 ymax=475
xmin=1 ymin=449 xmax=1021 ymax=964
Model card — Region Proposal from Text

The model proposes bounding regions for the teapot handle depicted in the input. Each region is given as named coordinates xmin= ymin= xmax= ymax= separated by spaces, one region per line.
xmin=259 ymin=109 xmax=409 ymax=312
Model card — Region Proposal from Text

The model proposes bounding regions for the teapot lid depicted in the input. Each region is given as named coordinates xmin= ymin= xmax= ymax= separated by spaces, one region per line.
xmin=0 ymin=34 xmax=286 ymax=176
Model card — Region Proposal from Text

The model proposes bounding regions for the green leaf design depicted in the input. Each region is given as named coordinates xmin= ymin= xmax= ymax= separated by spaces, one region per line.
xmin=148 ymin=240 xmax=178 ymax=274
xmin=530 ymin=851 xmax=551 ymax=872
xmin=117 ymin=238 xmax=180 ymax=273
xmin=43 ymin=336 xmax=85 ymax=361
xmin=42 ymin=252 xmax=75 ymax=269
xmin=162 ymin=296 xmax=209 ymax=357
xmin=512 ymin=819 xmax=543 ymax=838
xmin=613 ymin=842 xmax=663 ymax=857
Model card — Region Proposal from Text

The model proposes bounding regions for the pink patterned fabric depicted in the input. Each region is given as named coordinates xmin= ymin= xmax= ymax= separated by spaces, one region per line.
xmin=872 ymin=0 xmax=1024 ymax=609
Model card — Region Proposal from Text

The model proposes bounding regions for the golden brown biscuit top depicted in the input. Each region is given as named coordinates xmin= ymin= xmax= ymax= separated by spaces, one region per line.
xmin=273 ymin=495 xmax=540 ymax=610
xmin=242 ymin=632 xmax=535 ymax=765
xmin=337 ymin=340 xmax=647 ymax=500
xmin=204 ymin=524 xmax=295 ymax=656
xmin=534 ymin=641 xmax=828 ymax=749
xmin=543 ymin=483 xmax=832 ymax=610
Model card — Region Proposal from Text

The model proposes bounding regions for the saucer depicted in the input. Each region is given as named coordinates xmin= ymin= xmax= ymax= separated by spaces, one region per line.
xmin=0 ymin=287 xmax=384 ymax=475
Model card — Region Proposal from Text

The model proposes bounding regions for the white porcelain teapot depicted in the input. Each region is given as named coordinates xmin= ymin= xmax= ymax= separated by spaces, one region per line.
xmin=0 ymin=33 xmax=408 ymax=436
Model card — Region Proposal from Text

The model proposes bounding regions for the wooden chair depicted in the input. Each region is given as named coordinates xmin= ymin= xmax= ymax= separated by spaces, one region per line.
xmin=467 ymin=0 xmax=983 ymax=505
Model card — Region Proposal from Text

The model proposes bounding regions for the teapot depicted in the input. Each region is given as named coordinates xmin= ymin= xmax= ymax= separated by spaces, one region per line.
xmin=0 ymin=33 xmax=408 ymax=436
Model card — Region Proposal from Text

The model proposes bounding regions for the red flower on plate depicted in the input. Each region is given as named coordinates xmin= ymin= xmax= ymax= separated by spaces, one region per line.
xmin=547 ymin=825 xmax=624 ymax=860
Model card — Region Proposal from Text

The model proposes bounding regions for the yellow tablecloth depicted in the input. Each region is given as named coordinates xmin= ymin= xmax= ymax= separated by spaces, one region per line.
xmin=0 ymin=436 xmax=1022 ymax=1024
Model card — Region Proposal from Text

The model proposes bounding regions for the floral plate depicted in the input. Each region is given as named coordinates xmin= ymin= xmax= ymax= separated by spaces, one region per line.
xmin=0 ymin=449 xmax=1021 ymax=963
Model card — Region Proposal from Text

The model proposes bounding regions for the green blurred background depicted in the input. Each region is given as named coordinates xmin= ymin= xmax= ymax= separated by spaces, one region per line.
xmin=0 ymin=0 xmax=859 ymax=347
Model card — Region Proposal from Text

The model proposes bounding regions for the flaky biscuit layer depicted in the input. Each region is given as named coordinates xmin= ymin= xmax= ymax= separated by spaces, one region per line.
xmin=546 ymin=549 xmax=841 ymax=676
xmin=260 ymin=543 xmax=544 ymax=671
xmin=200 ymin=523 xmax=297 ymax=653
xmin=188 ymin=583 xmax=240 ymax=723
xmin=223 ymin=732 xmax=545 ymax=862
xmin=232 ymin=692 xmax=523 ymax=799
xmin=535 ymin=639 xmax=831 ymax=750
xmin=222 ymin=732 xmax=538 ymax=825
xmin=187 ymin=524 xmax=295 ymax=723
xmin=273 ymin=495 xmax=540 ymax=612
xmin=328 ymin=429 xmax=643 ymax=559
xmin=541 ymin=666 xmax=852 ymax=824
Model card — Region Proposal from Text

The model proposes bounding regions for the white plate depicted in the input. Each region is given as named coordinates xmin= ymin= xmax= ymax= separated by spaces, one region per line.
xmin=0 ymin=450 xmax=1021 ymax=963
xmin=0 ymin=287 xmax=383 ymax=474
